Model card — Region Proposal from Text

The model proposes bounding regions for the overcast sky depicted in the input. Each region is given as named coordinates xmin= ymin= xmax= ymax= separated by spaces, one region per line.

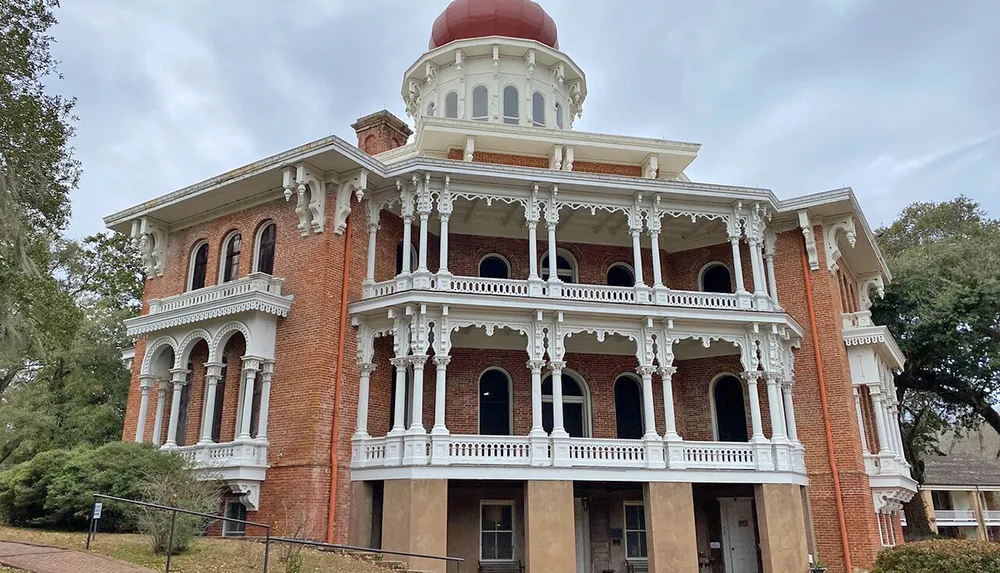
xmin=52 ymin=0 xmax=999 ymax=238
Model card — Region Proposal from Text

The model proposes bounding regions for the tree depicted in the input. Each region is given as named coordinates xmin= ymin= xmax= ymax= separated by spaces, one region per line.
xmin=871 ymin=196 xmax=1000 ymax=537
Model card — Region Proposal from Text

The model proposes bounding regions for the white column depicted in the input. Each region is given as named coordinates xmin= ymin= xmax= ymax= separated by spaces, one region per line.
xmin=871 ymin=389 xmax=892 ymax=455
xmin=765 ymin=373 xmax=788 ymax=442
xmin=135 ymin=376 xmax=155 ymax=443
xmin=438 ymin=215 xmax=450 ymax=274
xmin=549 ymin=360 xmax=567 ymax=437
xmin=431 ymin=357 xmax=450 ymax=434
xmin=631 ymin=230 xmax=647 ymax=287
xmin=152 ymin=380 xmax=168 ymax=447
xmin=854 ymin=386 xmax=870 ymax=454
xmin=528 ymin=360 xmax=546 ymax=436
xmin=355 ymin=363 xmax=376 ymax=439
xmin=889 ymin=401 xmax=906 ymax=460
xmin=749 ymin=240 xmax=767 ymax=295
xmin=765 ymin=251 xmax=780 ymax=305
xmin=742 ymin=372 xmax=766 ymax=442
xmin=366 ymin=222 xmax=378 ymax=283
xmin=782 ymin=382 xmax=799 ymax=443
xmin=437 ymin=185 xmax=453 ymax=278
xmin=416 ymin=211 xmax=429 ymax=274
xmin=730 ymin=235 xmax=747 ymax=293
xmin=546 ymin=222 xmax=558 ymax=282
xmin=164 ymin=368 xmax=190 ymax=448
xmin=638 ymin=366 xmax=657 ymax=439
xmin=408 ymin=355 xmax=427 ymax=433
xmin=390 ymin=357 xmax=409 ymax=435
xmin=256 ymin=361 xmax=274 ymax=441
xmin=528 ymin=220 xmax=539 ymax=279
xmin=659 ymin=367 xmax=679 ymax=440
xmin=236 ymin=358 xmax=260 ymax=440
xmin=401 ymin=215 xmax=413 ymax=274
xmin=198 ymin=363 xmax=224 ymax=445
xmin=649 ymin=229 xmax=663 ymax=289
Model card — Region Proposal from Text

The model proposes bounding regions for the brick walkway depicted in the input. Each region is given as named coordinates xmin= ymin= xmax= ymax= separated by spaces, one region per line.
xmin=0 ymin=540 xmax=156 ymax=573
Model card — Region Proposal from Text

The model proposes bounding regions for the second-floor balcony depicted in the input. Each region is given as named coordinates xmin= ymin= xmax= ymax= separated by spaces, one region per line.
xmin=934 ymin=509 xmax=979 ymax=526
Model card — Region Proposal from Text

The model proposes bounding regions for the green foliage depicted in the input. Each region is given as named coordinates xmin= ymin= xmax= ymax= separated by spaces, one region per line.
xmin=136 ymin=464 xmax=221 ymax=554
xmin=0 ymin=442 xmax=183 ymax=531
xmin=873 ymin=539 xmax=1000 ymax=573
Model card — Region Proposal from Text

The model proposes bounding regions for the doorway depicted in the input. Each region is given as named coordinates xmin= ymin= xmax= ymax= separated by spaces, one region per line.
xmin=720 ymin=498 xmax=759 ymax=573
xmin=574 ymin=498 xmax=591 ymax=573
xmin=713 ymin=375 xmax=750 ymax=442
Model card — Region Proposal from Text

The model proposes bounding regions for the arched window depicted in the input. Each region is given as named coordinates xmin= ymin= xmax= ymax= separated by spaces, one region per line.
xmin=426 ymin=101 xmax=436 ymax=117
xmin=479 ymin=369 xmax=512 ymax=435
xmin=701 ymin=263 xmax=733 ymax=294
xmin=502 ymin=85 xmax=519 ymax=124
xmin=607 ymin=263 xmax=635 ymax=287
xmin=211 ymin=358 xmax=227 ymax=442
xmin=532 ymin=92 xmax=545 ymax=127
xmin=540 ymin=248 xmax=578 ymax=283
xmin=614 ymin=374 xmax=644 ymax=440
xmin=479 ymin=254 xmax=511 ymax=279
xmin=472 ymin=86 xmax=489 ymax=121
xmin=188 ymin=241 xmax=209 ymax=291
xmin=445 ymin=91 xmax=459 ymax=118
xmin=712 ymin=374 xmax=749 ymax=442
xmin=542 ymin=371 xmax=590 ymax=437
xmin=396 ymin=241 xmax=418 ymax=275
xmin=220 ymin=231 xmax=242 ymax=283
xmin=175 ymin=363 xmax=193 ymax=446
xmin=254 ymin=222 xmax=276 ymax=275
xmin=555 ymin=102 xmax=564 ymax=129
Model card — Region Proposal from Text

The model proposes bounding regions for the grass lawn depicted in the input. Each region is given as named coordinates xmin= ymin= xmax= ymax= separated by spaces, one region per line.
xmin=0 ymin=525 xmax=391 ymax=573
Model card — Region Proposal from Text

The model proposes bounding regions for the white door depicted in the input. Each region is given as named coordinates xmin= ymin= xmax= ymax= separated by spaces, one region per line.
xmin=721 ymin=498 xmax=759 ymax=573
xmin=574 ymin=498 xmax=591 ymax=573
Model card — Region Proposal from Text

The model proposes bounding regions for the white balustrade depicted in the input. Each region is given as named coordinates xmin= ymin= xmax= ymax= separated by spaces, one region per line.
xmin=560 ymin=284 xmax=636 ymax=303
xmin=665 ymin=291 xmax=740 ymax=310
xmin=448 ymin=435 xmax=533 ymax=465
xmin=449 ymin=277 xmax=531 ymax=297
xmin=363 ymin=280 xmax=397 ymax=298
xmin=566 ymin=439 xmax=647 ymax=467
xmin=175 ymin=440 xmax=268 ymax=469
xmin=983 ymin=510 xmax=1000 ymax=523
xmin=149 ymin=273 xmax=284 ymax=315
xmin=681 ymin=442 xmax=756 ymax=469
xmin=934 ymin=509 xmax=977 ymax=524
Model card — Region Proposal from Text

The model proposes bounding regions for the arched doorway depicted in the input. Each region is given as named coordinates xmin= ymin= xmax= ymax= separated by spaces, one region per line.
xmin=713 ymin=375 xmax=749 ymax=442
xmin=614 ymin=374 xmax=644 ymax=439
xmin=701 ymin=263 xmax=733 ymax=294
xmin=479 ymin=368 xmax=512 ymax=435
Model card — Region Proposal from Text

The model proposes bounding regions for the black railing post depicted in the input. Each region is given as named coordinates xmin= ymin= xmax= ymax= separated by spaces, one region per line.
xmin=263 ymin=526 xmax=270 ymax=573
xmin=165 ymin=510 xmax=176 ymax=573
xmin=85 ymin=497 xmax=95 ymax=550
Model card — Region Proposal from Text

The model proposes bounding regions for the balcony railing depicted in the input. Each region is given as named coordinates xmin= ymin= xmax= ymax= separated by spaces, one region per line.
xmin=984 ymin=510 xmax=1000 ymax=523
xmin=174 ymin=439 xmax=268 ymax=474
xmin=934 ymin=509 xmax=978 ymax=525
xmin=362 ymin=274 xmax=760 ymax=312
xmin=681 ymin=442 xmax=756 ymax=470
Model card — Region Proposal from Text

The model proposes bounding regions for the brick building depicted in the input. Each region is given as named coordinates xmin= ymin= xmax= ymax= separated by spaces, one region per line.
xmin=106 ymin=1 xmax=916 ymax=571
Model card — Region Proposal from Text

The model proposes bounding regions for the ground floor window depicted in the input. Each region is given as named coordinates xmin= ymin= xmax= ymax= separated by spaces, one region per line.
xmin=624 ymin=503 xmax=648 ymax=560
xmin=481 ymin=502 xmax=514 ymax=561
xmin=223 ymin=501 xmax=247 ymax=537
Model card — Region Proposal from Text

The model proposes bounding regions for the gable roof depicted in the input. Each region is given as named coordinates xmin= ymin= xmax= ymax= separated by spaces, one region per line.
xmin=922 ymin=454 xmax=1000 ymax=487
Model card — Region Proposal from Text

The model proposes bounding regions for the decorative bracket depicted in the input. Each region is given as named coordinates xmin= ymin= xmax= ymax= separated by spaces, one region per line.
xmin=229 ymin=481 xmax=261 ymax=511
xmin=130 ymin=217 xmax=169 ymax=278
xmin=641 ymin=154 xmax=659 ymax=179
xmin=549 ymin=145 xmax=563 ymax=171
xmin=334 ymin=168 xmax=368 ymax=235
xmin=797 ymin=210 xmax=820 ymax=270
xmin=524 ymin=49 xmax=535 ymax=78
xmin=824 ymin=215 xmax=857 ymax=272
xmin=464 ymin=136 xmax=475 ymax=162
xmin=283 ymin=163 xmax=326 ymax=236
xmin=858 ymin=272 xmax=886 ymax=311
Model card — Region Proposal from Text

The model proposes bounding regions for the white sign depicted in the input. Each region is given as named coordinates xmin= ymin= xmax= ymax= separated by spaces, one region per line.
xmin=93 ymin=503 xmax=103 ymax=519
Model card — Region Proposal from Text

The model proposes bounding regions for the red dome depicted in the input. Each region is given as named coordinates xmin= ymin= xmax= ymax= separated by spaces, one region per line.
xmin=429 ymin=0 xmax=559 ymax=50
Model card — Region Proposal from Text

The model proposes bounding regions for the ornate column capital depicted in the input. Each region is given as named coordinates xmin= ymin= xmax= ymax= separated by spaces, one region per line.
xmin=240 ymin=355 xmax=264 ymax=372
xmin=390 ymin=357 xmax=411 ymax=369
xmin=740 ymin=371 xmax=762 ymax=385
xmin=549 ymin=360 xmax=567 ymax=372
xmin=636 ymin=365 xmax=657 ymax=377
xmin=168 ymin=368 xmax=190 ymax=385
xmin=432 ymin=356 xmax=451 ymax=368
xmin=526 ymin=359 xmax=547 ymax=372
xmin=359 ymin=362 xmax=377 ymax=376
xmin=657 ymin=366 xmax=677 ymax=379
xmin=139 ymin=375 xmax=156 ymax=391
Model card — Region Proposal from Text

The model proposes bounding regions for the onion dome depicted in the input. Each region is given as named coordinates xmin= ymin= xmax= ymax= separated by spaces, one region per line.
xmin=429 ymin=0 xmax=559 ymax=50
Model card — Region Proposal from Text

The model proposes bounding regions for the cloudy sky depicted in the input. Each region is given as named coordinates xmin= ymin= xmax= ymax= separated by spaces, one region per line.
xmin=52 ymin=0 xmax=999 ymax=238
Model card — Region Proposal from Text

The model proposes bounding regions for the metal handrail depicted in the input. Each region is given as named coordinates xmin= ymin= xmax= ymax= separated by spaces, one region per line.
xmin=268 ymin=536 xmax=463 ymax=572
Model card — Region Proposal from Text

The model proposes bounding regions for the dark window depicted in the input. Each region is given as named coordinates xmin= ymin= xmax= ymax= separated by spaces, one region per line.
xmin=445 ymin=92 xmax=459 ymax=119
xmin=222 ymin=233 xmax=242 ymax=283
xmin=211 ymin=359 xmax=227 ymax=442
xmin=532 ymin=92 xmax=545 ymax=127
xmin=542 ymin=373 xmax=587 ymax=437
xmin=256 ymin=224 xmax=276 ymax=275
xmin=503 ymin=86 xmax=519 ymax=124
xmin=607 ymin=264 xmax=635 ymax=287
xmin=396 ymin=241 xmax=415 ymax=274
xmin=481 ymin=504 xmax=514 ymax=561
xmin=388 ymin=366 xmax=413 ymax=431
xmin=190 ymin=243 xmax=209 ymax=290
xmin=479 ymin=370 xmax=511 ymax=435
xmin=249 ymin=379 xmax=262 ymax=438
xmin=702 ymin=264 xmax=732 ymax=294
xmin=175 ymin=376 xmax=191 ymax=446
xmin=615 ymin=376 xmax=644 ymax=440
xmin=223 ymin=502 xmax=247 ymax=537
xmin=714 ymin=375 xmax=749 ymax=442
xmin=624 ymin=504 xmax=648 ymax=559
xmin=472 ymin=86 xmax=488 ymax=121
xmin=479 ymin=255 xmax=510 ymax=279
xmin=540 ymin=253 xmax=576 ymax=283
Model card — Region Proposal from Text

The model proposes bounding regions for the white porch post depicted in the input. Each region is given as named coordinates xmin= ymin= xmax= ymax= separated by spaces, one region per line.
xmin=365 ymin=200 xmax=380 ymax=285
xmin=742 ymin=372 xmax=766 ymax=441
xmin=765 ymin=373 xmax=788 ymax=442
xmin=730 ymin=233 xmax=747 ymax=294
xmin=198 ymin=363 xmax=224 ymax=445
xmin=782 ymin=382 xmax=799 ymax=443
xmin=631 ymin=229 xmax=647 ymax=288
xmin=748 ymin=239 xmax=767 ymax=296
xmin=527 ymin=221 xmax=539 ymax=279
xmin=164 ymin=368 xmax=190 ymax=448
xmin=764 ymin=232 xmax=780 ymax=307
xmin=527 ymin=360 xmax=546 ymax=436
xmin=526 ymin=191 xmax=542 ymax=293
xmin=889 ymin=401 xmax=906 ymax=462
xmin=236 ymin=357 xmax=260 ymax=441
xmin=135 ymin=376 xmax=155 ymax=443
xmin=256 ymin=360 xmax=274 ymax=441
xmin=544 ymin=193 xmax=561 ymax=296
xmin=390 ymin=357 xmax=409 ymax=435
xmin=152 ymin=380 xmax=168 ymax=447
xmin=854 ymin=386 xmax=870 ymax=454
xmin=415 ymin=184 xmax=432 ymax=277
xmin=407 ymin=355 xmax=427 ymax=433
xmin=649 ymin=227 xmax=664 ymax=289
xmin=354 ymin=363 xmax=376 ymax=439
xmin=401 ymin=216 xmax=413 ymax=275
xmin=871 ymin=388 xmax=892 ymax=455
xmin=431 ymin=356 xmax=450 ymax=434
xmin=638 ymin=366 xmax=658 ymax=439
xmin=659 ymin=367 xmax=679 ymax=440
xmin=549 ymin=360 xmax=567 ymax=437
xmin=546 ymin=223 xmax=558 ymax=280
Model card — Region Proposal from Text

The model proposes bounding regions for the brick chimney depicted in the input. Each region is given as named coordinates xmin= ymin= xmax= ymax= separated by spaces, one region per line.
xmin=351 ymin=110 xmax=413 ymax=156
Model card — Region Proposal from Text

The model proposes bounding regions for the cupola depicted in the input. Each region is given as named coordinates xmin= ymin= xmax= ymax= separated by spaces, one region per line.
xmin=429 ymin=0 xmax=559 ymax=50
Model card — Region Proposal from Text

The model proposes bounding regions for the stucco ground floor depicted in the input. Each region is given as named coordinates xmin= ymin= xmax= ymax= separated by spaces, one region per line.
xmin=346 ymin=479 xmax=810 ymax=573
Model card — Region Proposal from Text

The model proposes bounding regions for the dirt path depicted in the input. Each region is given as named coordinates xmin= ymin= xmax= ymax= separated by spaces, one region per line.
xmin=0 ymin=540 xmax=157 ymax=573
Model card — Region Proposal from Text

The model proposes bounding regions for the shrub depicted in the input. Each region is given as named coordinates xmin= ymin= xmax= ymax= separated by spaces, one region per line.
xmin=874 ymin=539 xmax=1000 ymax=573
xmin=135 ymin=462 xmax=221 ymax=554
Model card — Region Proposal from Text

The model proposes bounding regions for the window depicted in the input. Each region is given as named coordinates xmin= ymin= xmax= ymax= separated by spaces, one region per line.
xmin=445 ymin=91 xmax=459 ymax=118
xmin=249 ymin=377 xmax=262 ymax=438
xmin=712 ymin=375 xmax=749 ymax=442
xmin=480 ymin=503 xmax=514 ymax=561
xmin=607 ymin=263 xmax=635 ymax=287
xmin=624 ymin=503 xmax=648 ymax=560
xmin=542 ymin=372 xmax=590 ymax=437
xmin=479 ymin=255 xmax=511 ymax=279
xmin=555 ymin=102 xmax=564 ymax=129
xmin=396 ymin=241 xmax=417 ymax=274
xmin=254 ymin=222 xmax=276 ymax=275
xmin=221 ymin=232 xmax=242 ymax=283
xmin=614 ymin=375 xmax=644 ymax=440
xmin=223 ymin=501 xmax=247 ymax=537
xmin=211 ymin=359 xmax=227 ymax=442
xmin=479 ymin=369 xmax=512 ymax=435
xmin=503 ymin=86 xmax=519 ymax=124
xmin=532 ymin=92 xmax=545 ymax=127
xmin=174 ymin=370 xmax=191 ymax=446
xmin=188 ymin=241 xmax=209 ymax=291
xmin=472 ymin=86 xmax=489 ymax=121
xmin=426 ymin=101 xmax=436 ymax=117
xmin=701 ymin=263 xmax=733 ymax=294
xmin=540 ymin=249 xmax=577 ymax=283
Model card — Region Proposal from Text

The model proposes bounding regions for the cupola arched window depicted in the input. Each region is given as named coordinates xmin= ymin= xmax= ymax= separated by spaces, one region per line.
xmin=220 ymin=232 xmax=242 ymax=283
xmin=445 ymin=91 xmax=459 ymax=119
xmin=607 ymin=263 xmax=635 ymax=287
xmin=700 ymin=263 xmax=733 ymax=294
xmin=188 ymin=241 xmax=209 ymax=291
xmin=542 ymin=371 xmax=591 ymax=437
xmin=479 ymin=254 xmax=511 ymax=279
xmin=532 ymin=92 xmax=545 ymax=127
xmin=503 ymin=85 xmax=519 ymax=124
xmin=555 ymin=102 xmax=564 ymax=129
xmin=479 ymin=368 xmax=512 ymax=435
xmin=472 ymin=86 xmax=489 ymax=121
xmin=614 ymin=374 xmax=644 ymax=440
xmin=254 ymin=222 xmax=276 ymax=275
xmin=540 ymin=249 xmax=578 ymax=283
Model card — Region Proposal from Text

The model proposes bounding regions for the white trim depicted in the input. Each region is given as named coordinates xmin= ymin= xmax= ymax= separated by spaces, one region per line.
xmin=252 ymin=221 xmax=276 ymax=274
xmin=219 ymin=230 xmax=243 ymax=284
xmin=478 ymin=367 xmax=515 ymax=436
xmin=698 ymin=261 xmax=733 ymax=293
xmin=479 ymin=500 xmax=516 ymax=563
xmin=709 ymin=372 xmax=746 ymax=442
xmin=187 ymin=240 xmax=209 ymax=291
xmin=542 ymin=368 xmax=592 ymax=438
xmin=607 ymin=262 xmax=636 ymax=287
xmin=623 ymin=501 xmax=648 ymax=561
xmin=352 ymin=465 xmax=810 ymax=485
xmin=478 ymin=253 xmax=512 ymax=279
